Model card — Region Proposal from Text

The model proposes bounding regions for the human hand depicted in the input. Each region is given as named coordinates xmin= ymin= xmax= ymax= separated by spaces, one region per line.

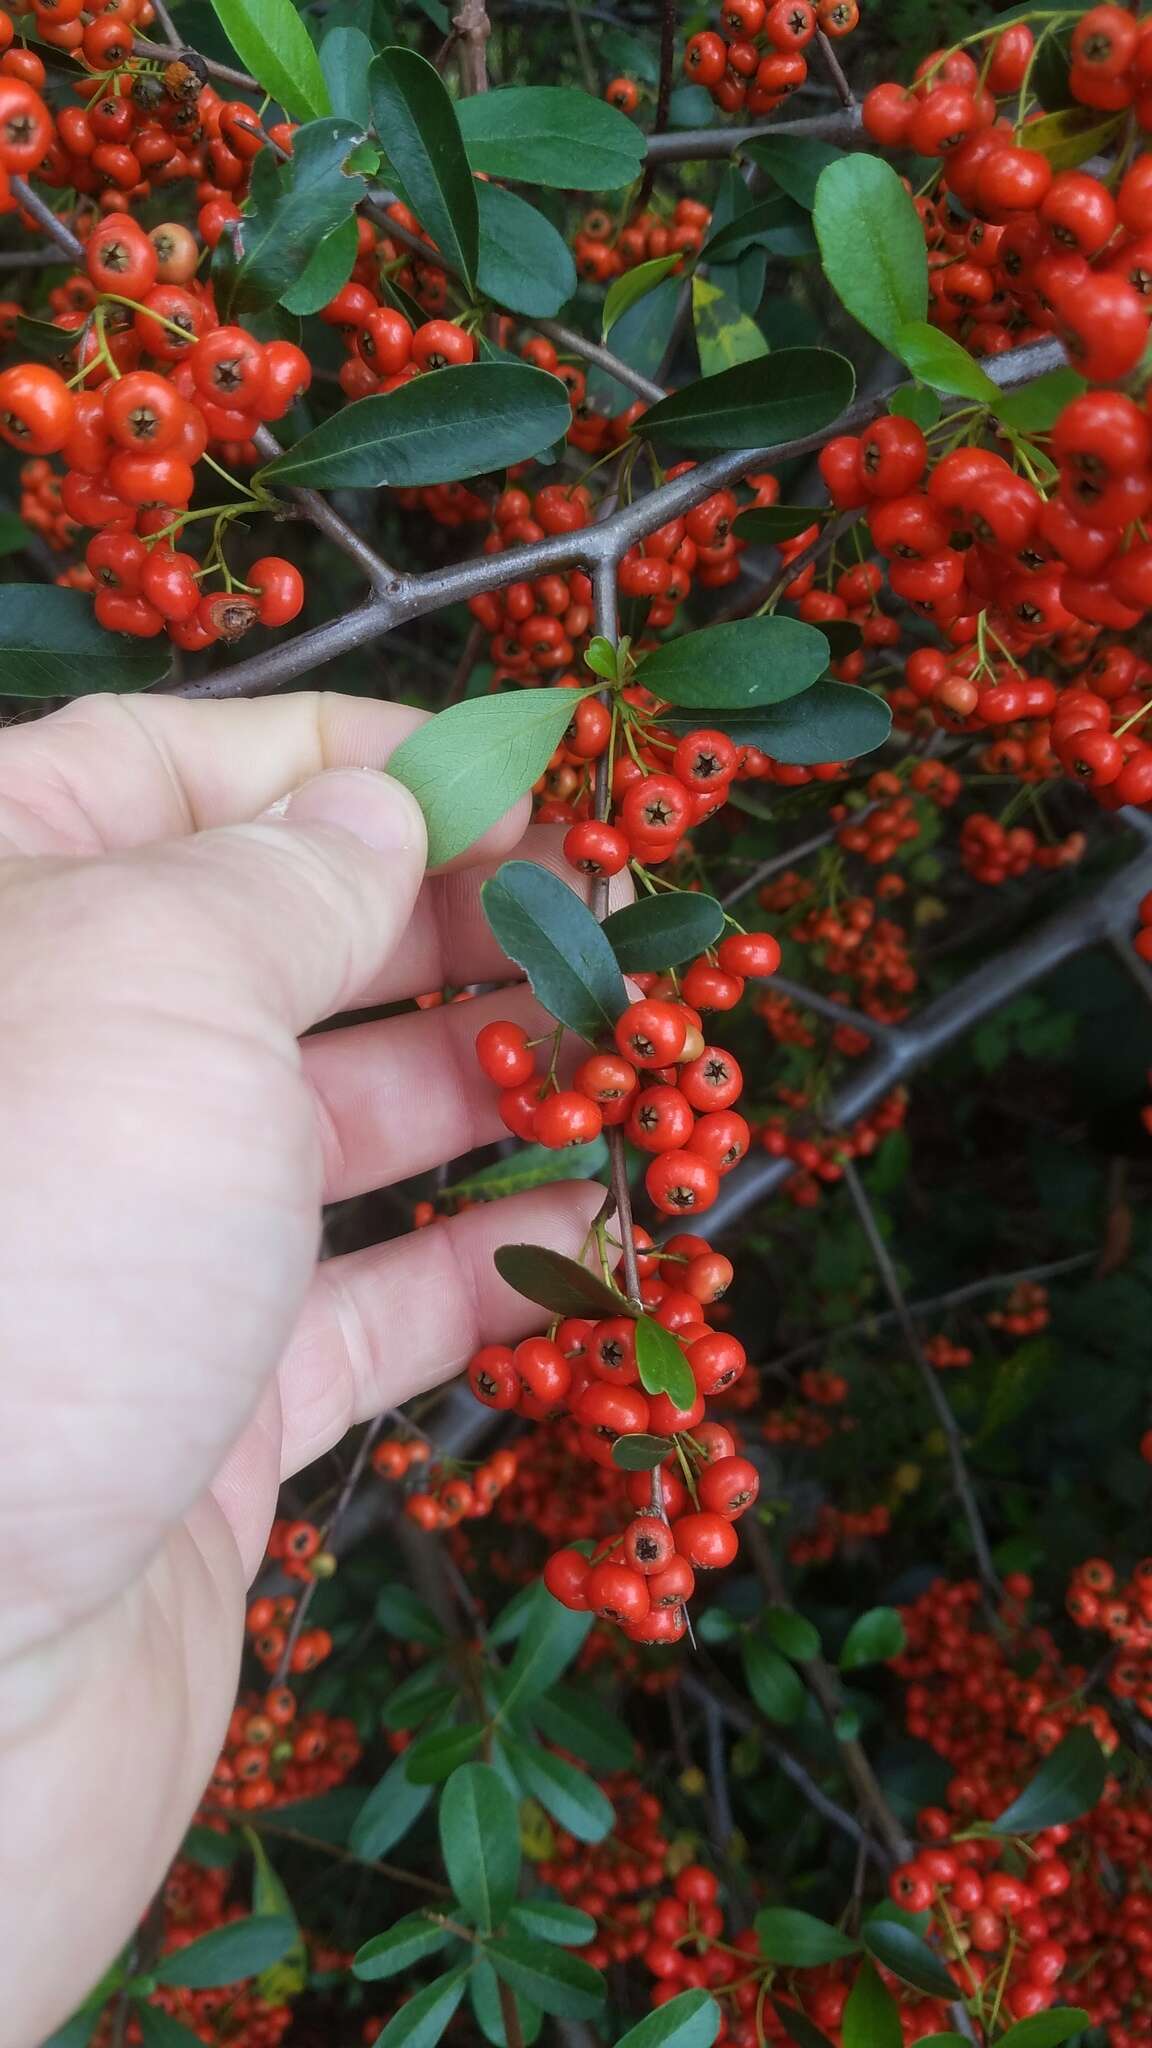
xmin=0 ymin=690 xmax=602 ymax=2045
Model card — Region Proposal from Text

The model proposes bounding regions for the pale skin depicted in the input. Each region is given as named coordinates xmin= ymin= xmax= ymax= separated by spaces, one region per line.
xmin=0 ymin=690 xmax=603 ymax=2047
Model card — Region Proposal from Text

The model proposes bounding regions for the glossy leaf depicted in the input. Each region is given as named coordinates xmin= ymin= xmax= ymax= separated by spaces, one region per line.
xmin=693 ymin=276 xmax=769 ymax=378
xmin=280 ymin=213 xmax=359 ymax=316
xmin=319 ymin=24 xmax=373 ymax=125
xmin=154 ymin=1917 xmax=297 ymax=1989
xmin=456 ymin=87 xmax=645 ymax=190
xmin=503 ymin=1735 xmax=615 ymax=1842
xmin=588 ymin=273 xmax=681 ymax=413
xmin=446 ymin=1139 xmax=608 ymax=1201
xmin=387 ymin=686 xmax=586 ymax=865
xmin=889 ymin=384 xmax=943 ymax=430
xmin=635 ymin=1316 xmax=696 ymax=1411
xmin=440 ymin=1763 xmax=521 ymax=1932
xmin=382 ymin=1663 xmax=454 ymax=1731
xmin=500 ymin=1580 xmax=595 ymax=1710
xmin=754 ymin=1909 xmax=857 ymax=1966
xmin=376 ymin=1584 xmax=445 ymax=1646
xmin=372 ymin=1968 xmax=469 ymax=2048
xmin=862 ymin=1920 xmax=957 ymax=2001
xmin=635 ymin=616 xmax=830 ymax=711
xmin=664 ymin=682 xmax=892 ymax=766
xmin=246 ymin=1831 xmax=307 ymax=1999
xmin=494 ymin=1243 xmax=630 ymax=1319
xmin=183 ymin=1825 xmax=239 ymax=1869
xmin=604 ymin=254 xmax=683 ymax=339
xmin=701 ymin=194 xmax=815 ymax=264
xmin=813 ymin=156 xmax=928 ymax=353
xmin=209 ymin=0 xmax=331 ymax=119
xmin=998 ymin=2013 xmax=1093 ymax=2048
xmin=510 ymin=1900 xmax=597 ymax=1947
xmin=350 ymin=1748 xmax=436 ymax=1858
xmin=136 ymin=2013 xmax=204 ymax=2048
xmin=369 ymin=47 xmax=477 ymax=285
xmin=222 ymin=120 xmax=366 ymax=318
xmin=486 ymin=1935 xmax=607 ymax=2019
xmin=839 ymin=1606 xmax=906 ymax=1670
xmin=842 ymin=1960 xmax=902 ymax=2048
xmin=611 ymin=1433 xmax=674 ymax=1472
xmin=533 ymin=1681 xmax=637 ymax=1773
xmin=470 ymin=1955 xmax=542 ymax=2048
xmin=744 ymin=133 xmax=846 ymax=210
xmin=743 ymin=1638 xmax=807 ymax=1725
xmin=772 ymin=2003 xmax=836 ymax=2048
xmin=893 ymin=322 xmax=999 ymax=403
xmin=0 ymin=587 xmax=169 ymax=696
xmin=761 ymin=1607 xmax=821 ymax=1663
xmin=1027 ymin=107 xmax=1122 ymax=169
xmin=482 ymin=858 xmax=628 ymax=1042
xmin=261 ymin=362 xmax=569 ymax=491
xmin=404 ymin=1723 xmax=487 ymax=1784
xmin=640 ymin=347 xmax=854 ymax=454
xmin=354 ymin=1915 xmax=454 ymax=1981
xmin=732 ymin=505 xmax=825 ymax=544
xmin=603 ymin=891 xmax=725 ymax=973
xmin=476 ymin=182 xmax=576 ymax=318
xmin=994 ymin=368 xmax=1087 ymax=433
xmin=612 ymin=1990 xmax=721 ymax=2048
xmin=989 ymin=1726 xmax=1108 ymax=1835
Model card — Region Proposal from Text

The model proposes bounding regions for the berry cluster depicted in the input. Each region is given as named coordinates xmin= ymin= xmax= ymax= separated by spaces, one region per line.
xmin=986 ymin=1281 xmax=1049 ymax=1334
xmin=684 ymin=0 xmax=860 ymax=119
xmin=572 ymin=197 xmax=712 ymax=285
xmin=1067 ymin=1555 xmax=1152 ymax=1717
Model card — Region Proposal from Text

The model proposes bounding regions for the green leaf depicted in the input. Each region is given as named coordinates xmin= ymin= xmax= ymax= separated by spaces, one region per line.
xmin=994 ymin=368 xmax=1087 ymax=434
xmin=813 ymin=156 xmax=928 ymax=354
xmin=13 ymin=313 xmax=76 ymax=363
xmin=494 ymin=1243 xmax=629 ymax=1320
xmin=913 ymin=2038 xmax=970 ymax=2047
xmin=772 ymin=2003 xmax=836 ymax=2048
xmin=260 ymin=362 xmax=569 ymax=491
xmin=667 ymin=682 xmax=891 ymax=766
xmin=470 ymin=1955 xmax=542 ymax=2048
xmin=371 ymin=1968 xmax=468 ymax=2048
xmin=222 ymin=120 xmax=366 ymax=318
xmin=842 ymin=1960 xmax=902 ymax=2048
xmin=369 ymin=47 xmax=477 ymax=286
xmin=457 ymin=87 xmax=644 ymax=190
xmin=319 ymin=23 xmax=373 ymax=125
xmin=862 ymin=1921 xmax=957 ymax=2001
xmin=585 ymin=635 xmax=619 ymax=680
xmin=761 ymin=1607 xmax=821 ymax=1662
xmin=743 ymin=1638 xmax=807 ymax=1725
xmin=382 ymin=1664 xmax=453 ymax=1730
xmin=41 ymin=2005 xmax=109 ymax=2048
xmin=510 ymin=1900 xmax=597 ymax=1947
xmin=440 ymin=1763 xmax=521 ymax=1933
xmin=0 ymin=587 xmax=169 ymax=696
xmin=0 ymin=510 xmax=31 ymax=555
xmin=998 ymin=2014 xmax=1093 ymax=2048
xmin=602 ymin=891 xmax=725 ymax=974
xmin=350 ymin=1749 xmax=436 ymax=1857
xmin=447 ymin=1138 xmax=608 ymax=1202
xmin=476 ymin=183 xmax=576 ymax=318
xmin=503 ymin=1736 xmax=614 ymax=1842
xmin=246 ymin=1830 xmax=307 ymax=1998
xmin=635 ymin=1316 xmax=696 ymax=1411
xmin=613 ymin=1990 xmax=721 ymax=2048
xmin=889 ymin=384 xmax=942 ymax=430
xmin=376 ymin=1584 xmax=445 ymax=1646
xmin=892 ymin=322 xmax=999 ymax=403
xmin=486 ymin=1935 xmax=606 ymax=2019
xmin=354 ymin=1915 xmax=454 ymax=1981
xmin=604 ymin=255 xmax=683 ymax=339
xmin=839 ymin=1607 xmax=906 ymax=1670
xmin=701 ymin=194 xmax=815 ymax=264
xmin=990 ymin=1727 xmax=1107 ymax=1835
xmin=182 ymin=1824 xmax=238 ymax=1868
xmin=136 ymin=2012 xmax=205 ymax=2048
xmin=533 ymin=1681 xmax=637 ymax=1773
xmin=693 ymin=276 xmax=769 ymax=379
xmin=154 ymin=1917 xmax=297 ymax=1989
xmin=209 ymin=0 xmax=331 ymax=119
xmin=636 ymin=616 xmax=829 ymax=711
xmin=754 ymin=1909 xmax=857 ymax=1966
xmin=589 ymin=274 xmax=681 ymax=413
xmin=405 ymin=1723 xmax=487 ymax=1784
xmin=386 ymin=685 xmax=585 ymax=865
xmin=744 ymin=134 xmax=846 ymax=210
xmin=280 ymin=213 xmax=359 ymax=316
xmin=500 ymin=1580 xmax=596 ymax=1711
xmin=611 ymin=1433 xmax=672 ymax=1472
xmin=1026 ymin=106 xmax=1122 ymax=170
xmin=482 ymin=857 xmax=628 ymax=1043
xmin=640 ymin=347 xmax=854 ymax=454
xmin=732 ymin=505 xmax=823 ymax=544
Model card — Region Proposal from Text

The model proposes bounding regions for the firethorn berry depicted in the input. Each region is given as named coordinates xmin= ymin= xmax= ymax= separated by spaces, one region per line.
xmin=476 ymin=1020 xmax=536 ymax=1086
xmin=534 ymin=1089 xmax=603 ymax=1147
xmin=615 ymin=999 xmax=688 ymax=1068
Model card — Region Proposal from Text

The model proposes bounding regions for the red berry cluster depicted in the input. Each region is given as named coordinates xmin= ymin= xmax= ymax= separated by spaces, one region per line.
xmin=684 ymin=0 xmax=859 ymax=120
xmin=924 ymin=1332 xmax=974 ymax=1370
xmin=1067 ymin=1555 xmax=1152 ymax=1718
xmin=986 ymin=1281 xmax=1049 ymax=1334
xmin=376 ymin=1436 xmax=522 ymax=1530
xmin=572 ymin=197 xmax=712 ymax=285
xmin=1133 ymin=889 xmax=1152 ymax=965
xmin=118 ymin=1857 xmax=293 ymax=2047
xmin=209 ymin=1682 xmax=360 ymax=1812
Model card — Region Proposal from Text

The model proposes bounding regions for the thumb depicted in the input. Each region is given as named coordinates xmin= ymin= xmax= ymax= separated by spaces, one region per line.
xmin=171 ymin=766 xmax=428 ymax=1033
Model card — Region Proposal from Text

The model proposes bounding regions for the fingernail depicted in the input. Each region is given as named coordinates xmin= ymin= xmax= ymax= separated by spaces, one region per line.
xmin=267 ymin=767 xmax=422 ymax=856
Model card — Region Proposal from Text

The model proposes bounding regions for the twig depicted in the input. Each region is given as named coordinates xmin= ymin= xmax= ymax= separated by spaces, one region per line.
xmin=767 ymin=971 xmax=890 ymax=1042
xmin=645 ymin=104 xmax=864 ymax=161
xmin=564 ymin=0 xmax=598 ymax=95
xmin=815 ymin=28 xmax=855 ymax=108
xmin=534 ymin=318 xmax=667 ymax=406
xmin=445 ymin=618 xmax=486 ymax=705
xmin=9 ymin=179 xmax=83 ymax=262
xmin=701 ymin=1686 xmax=735 ymax=1854
xmin=134 ymin=32 xmax=260 ymax=91
xmin=202 ymin=1808 xmax=453 ymax=1896
xmin=272 ymin=1417 xmax=387 ymax=1686
xmin=252 ymin=425 xmax=403 ymax=592
xmin=498 ymin=1980 xmax=526 ymax=2048
xmin=0 ymin=245 xmax=66 ymax=269
xmin=145 ymin=0 xmax=181 ymax=47
xmin=713 ymin=508 xmax=864 ymax=625
xmin=634 ymin=0 xmax=677 ymax=208
xmin=454 ymin=0 xmax=491 ymax=95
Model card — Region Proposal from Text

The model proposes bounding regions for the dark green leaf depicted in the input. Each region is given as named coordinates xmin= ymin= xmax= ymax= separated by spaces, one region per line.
xmin=772 ymin=2003 xmax=836 ymax=2048
xmin=41 ymin=2007 xmax=107 ymax=2048
xmin=611 ymin=1433 xmax=673 ymax=1472
xmin=889 ymin=384 xmax=942 ymax=430
xmin=840 ymin=1607 xmax=906 ymax=1670
xmin=494 ymin=1244 xmax=630 ymax=1320
xmin=821 ymin=620 xmax=864 ymax=658
xmin=990 ymin=1727 xmax=1107 ymax=1835
xmin=456 ymin=87 xmax=644 ymax=190
xmin=587 ymin=275 xmax=680 ymax=413
xmin=702 ymin=194 xmax=815 ymax=264
xmin=692 ymin=275 xmax=769 ymax=378
xmin=635 ymin=1316 xmax=695 ymax=1411
xmin=369 ymin=47 xmax=477 ymax=285
xmin=912 ymin=2037 xmax=970 ymax=2047
xmin=761 ymin=1608 xmax=821 ymax=1662
xmin=470 ymin=1955 xmax=542 ymax=2048
xmin=319 ymin=24 xmax=373 ymax=124
xmin=0 ymin=587 xmax=169 ymax=696
xmin=405 ymin=1723 xmax=486 ymax=1784
xmin=354 ymin=1915 xmax=453 ymax=1981
xmin=640 ymin=347 xmax=854 ymax=454
xmin=280 ymin=213 xmax=359 ymax=316
xmin=510 ymin=1901 xmax=597 ymax=1947
xmin=862 ymin=1921 xmax=957 ymax=2001
xmin=260 ymin=362 xmax=568 ymax=490
xmin=636 ymin=616 xmax=830 ymax=710
xmin=813 ymin=156 xmax=928 ymax=353
xmin=246 ymin=1830 xmax=307 ymax=1997
xmin=994 ymin=368 xmax=1087 ymax=434
xmin=182 ymin=1824 xmax=238 ymax=1868
xmin=842 ymin=1960 xmax=902 ymax=2048
xmin=603 ymin=891 xmax=725 ymax=974
xmin=744 ymin=134 xmax=846 ymax=210
xmin=446 ymin=1139 xmax=608 ymax=1201
xmin=667 ymin=682 xmax=891 ymax=767
xmin=533 ymin=1681 xmax=637 ymax=1773
xmin=154 ymin=1917 xmax=297 ymax=1989
xmin=754 ymin=1909 xmax=857 ymax=1966
xmin=382 ymin=1664 xmax=453 ymax=1731
xmin=743 ymin=1638 xmax=807 ymax=1725
xmin=482 ymin=858 xmax=628 ymax=1043
xmin=371 ymin=1968 xmax=468 ymax=2048
xmin=500 ymin=1580 xmax=596 ymax=1711
xmin=998 ymin=2014 xmax=1093 ymax=2048
xmin=13 ymin=313 xmax=75 ymax=362
xmin=136 ymin=2012 xmax=205 ymax=2048
xmin=732 ymin=505 xmax=823 ymax=544
xmin=476 ymin=183 xmax=576 ymax=318
xmin=604 ymin=255 xmax=683 ymax=338
xmin=613 ymin=1990 xmax=721 ymax=2048
xmin=209 ymin=0 xmax=331 ymax=119
xmin=387 ymin=684 xmax=586 ymax=865
xmin=376 ymin=1584 xmax=445 ymax=1646
xmin=486 ymin=1935 xmax=606 ymax=2019
xmin=892 ymin=322 xmax=998 ymax=403
xmin=503 ymin=1736 xmax=614 ymax=1842
xmin=440 ymin=1763 xmax=521 ymax=1933
xmin=351 ymin=1749 xmax=435 ymax=1858
xmin=222 ymin=121 xmax=366 ymax=318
